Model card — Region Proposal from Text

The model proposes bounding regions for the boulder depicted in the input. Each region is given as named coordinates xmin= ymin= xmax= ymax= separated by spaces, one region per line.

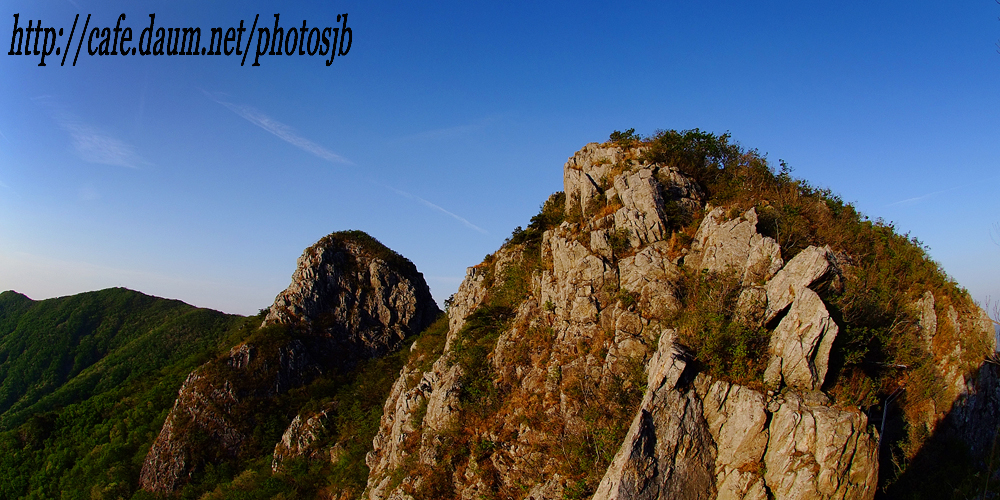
xmin=687 ymin=207 xmax=783 ymax=284
xmin=763 ymin=285 xmax=839 ymax=391
xmin=764 ymin=392 xmax=878 ymax=500
xmin=763 ymin=246 xmax=832 ymax=324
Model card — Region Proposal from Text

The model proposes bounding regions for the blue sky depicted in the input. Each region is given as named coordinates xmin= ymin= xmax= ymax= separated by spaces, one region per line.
xmin=1 ymin=0 xmax=998 ymax=316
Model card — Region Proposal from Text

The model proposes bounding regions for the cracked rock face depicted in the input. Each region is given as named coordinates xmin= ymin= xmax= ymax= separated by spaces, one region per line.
xmin=263 ymin=233 xmax=440 ymax=365
xmin=764 ymin=391 xmax=877 ymax=500
xmin=594 ymin=206 xmax=869 ymax=500
xmin=140 ymin=231 xmax=440 ymax=494
xmin=563 ymin=143 xmax=623 ymax=217
xmin=594 ymin=334 xmax=877 ymax=500
xmin=138 ymin=370 xmax=244 ymax=493
xmin=271 ymin=407 xmax=335 ymax=472
xmin=763 ymin=285 xmax=839 ymax=391
xmin=687 ymin=207 xmax=783 ymax=284
xmin=763 ymin=245 xmax=833 ymax=325
xmin=607 ymin=168 xmax=671 ymax=246
xmin=364 ymin=146 xmax=704 ymax=500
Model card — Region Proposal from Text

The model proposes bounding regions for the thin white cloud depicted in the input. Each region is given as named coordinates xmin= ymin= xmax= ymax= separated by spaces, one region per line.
xmin=34 ymin=96 xmax=146 ymax=169
xmin=886 ymin=173 xmax=1000 ymax=208
xmin=393 ymin=116 xmax=503 ymax=144
xmin=206 ymin=92 xmax=350 ymax=164
xmin=63 ymin=122 xmax=145 ymax=168
xmin=385 ymin=185 xmax=489 ymax=234
xmin=886 ymin=188 xmax=957 ymax=207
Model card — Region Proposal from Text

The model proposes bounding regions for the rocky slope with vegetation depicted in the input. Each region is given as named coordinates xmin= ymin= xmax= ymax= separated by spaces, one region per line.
xmin=2 ymin=130 xmax=998 ymax=500
xmin=359 ymin=131 xmax=996 ymax=500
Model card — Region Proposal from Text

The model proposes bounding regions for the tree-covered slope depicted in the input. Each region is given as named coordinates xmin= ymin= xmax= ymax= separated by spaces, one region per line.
xmin=0 ymin=288 xmax=252 ymax=499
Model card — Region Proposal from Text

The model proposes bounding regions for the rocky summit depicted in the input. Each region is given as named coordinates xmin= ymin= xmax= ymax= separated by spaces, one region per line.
xmin=139 ymin=230 xmax=440 ymax=493
xmin=360 ymin=139 xmax=994 ymax=499
xmin=262 ymin=230 xmax=440 ymax=366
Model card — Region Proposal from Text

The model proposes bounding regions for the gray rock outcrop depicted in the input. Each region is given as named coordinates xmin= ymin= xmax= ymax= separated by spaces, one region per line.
xmin=687 ymin=207 xmax=783 ymax=284
xmin=272 ymin=407 xmax=333 ymax=471
xmin=763 ymin=392 xmax=877 ymax=499
xmin=609 ymin=168 xmax=670 ymax=246
xmin=594 ymin=333 xmax=877 ymax=500
xmin=763 ymin=286 xmax=839 ymax=391
xmin=140 ymin=231 xmax=440 ymax=493
xmin=364 ymin=145 xmax=707 ymax=500
xmin=563 ymin=144 xmax=622 ymax=217
xmin=263 ymin=232 xmax=440 ymax=365
xmin=763 ymin=245 xmax=833 ymax=325
xmin=138 ymin=370 xmax=243 ymax=492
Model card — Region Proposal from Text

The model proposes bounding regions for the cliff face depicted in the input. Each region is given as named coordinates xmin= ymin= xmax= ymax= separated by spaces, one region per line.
xmin=361 ymin=143 xmax=994 ymax=499
xmin=139 ymin=231 xmax=440 ymax=493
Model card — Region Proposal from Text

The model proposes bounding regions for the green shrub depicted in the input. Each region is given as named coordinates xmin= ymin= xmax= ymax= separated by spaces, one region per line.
xmin=670 ymin=268 xmax=769 ymax=388
xmin=609 ymin=128 xmax=640 ymax=147
xmin=506 ymin=192 xmax=566 ymax=250
xmin=450 ymin=305 xmax=512 ymax=417
xmin=607 ymin=228 xmax=632 ymax=258
xmin=642 ymin=128 xmax=742 ymax=187
xmin=616 ymin=288 xmax=639 ymax=310
xmin=557 ymin=352 xmax=645 ymax=497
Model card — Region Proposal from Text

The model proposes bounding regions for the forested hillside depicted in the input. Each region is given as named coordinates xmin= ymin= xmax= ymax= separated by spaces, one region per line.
xmin=0 ymin=288 xmax=251 ymax=499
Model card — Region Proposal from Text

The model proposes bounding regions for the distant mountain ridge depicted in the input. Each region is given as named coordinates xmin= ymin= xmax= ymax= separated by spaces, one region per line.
xmin=0 ymin=288 xmax=245 ymax=430
xmin=0 ymin=287 xmax=250 ymax=499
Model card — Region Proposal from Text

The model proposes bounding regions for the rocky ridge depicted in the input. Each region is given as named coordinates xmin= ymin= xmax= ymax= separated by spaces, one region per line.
xmin=360 ymin=143 xmax=994 ymax=499
xmin=135 ymin=139 xmax=997 ymax=498
xmin=139 ymin=231 xmax=440 ymax=493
